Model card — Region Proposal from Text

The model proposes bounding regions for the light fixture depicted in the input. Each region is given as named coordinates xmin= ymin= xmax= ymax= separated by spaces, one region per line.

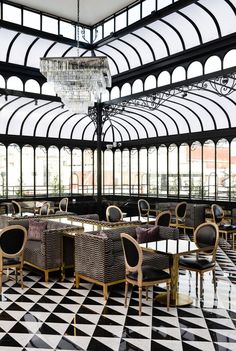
xmin=40 ymin=0 xmax=111 ymax=114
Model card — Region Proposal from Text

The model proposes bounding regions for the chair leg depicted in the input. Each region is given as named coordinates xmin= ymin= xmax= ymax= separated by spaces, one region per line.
xmin=19 ymin=268 xmax=23 ymax=289
xmin=103 ymin=284 xmax=108 ymax=301
xmin=196 ymin=272 xmax=198 ymax=296
xmin=166 ymin=282 xmax=170 ymax=311
xmin=75 ymin=272 xmax=80 ymax=288
xmin=138 ymin=287 xmax=142 ymax=316
xmin=200 ymin=273 xmax=203 ymax=298
xmin=0 ymin=270 xmax=2 ymax=293
xmin=212 ymin=269 xmax=217 ymax=293
xmin=124 ymin=281 xmax=129 ymax=308
xmin=146 ymin=287 xmax=148 ymax=300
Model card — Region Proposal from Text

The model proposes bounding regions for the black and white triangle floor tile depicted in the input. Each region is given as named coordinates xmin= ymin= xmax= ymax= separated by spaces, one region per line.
xmin=0 ymin=245 xmax=236 ymax=350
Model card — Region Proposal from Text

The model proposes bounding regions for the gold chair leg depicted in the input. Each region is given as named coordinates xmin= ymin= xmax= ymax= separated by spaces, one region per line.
xmin=103 ymin=284 xmax=108 ymax=301
xmin=45 ymin=271 xmax=49 ymax=283
xmin=166 ymin=282 xmax=170 ymax=311
xmin=19 ymin=269 xmax=23 ymax=289
xmin=138 ymin=287 xmax=142 ymax=316
xmin=124 ymin=281 xmax=128 ymax=308
xmin=75 ymin=272 xmax=80 ymax=288
xmin=0 ymin=271 xmax=2 ymax=293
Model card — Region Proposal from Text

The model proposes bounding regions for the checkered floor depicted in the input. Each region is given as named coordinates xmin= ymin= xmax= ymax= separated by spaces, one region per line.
xmin=0 ymin=244 xmax=236 ymax=350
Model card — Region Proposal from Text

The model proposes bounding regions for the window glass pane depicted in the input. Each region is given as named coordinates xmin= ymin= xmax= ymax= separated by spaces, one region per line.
xmin=231 ymin=138 xmax=236 ymax=201
xmin=60 ymin=20 xmax=75 ymax=39
xmin=23 ymin=10 xmax=40 ymax=30
xmin=48 ymin=146 xmax=59 ymax=196
xmin=142 ymin=0 xmax=156 ymax=18
xmin=190 ymin=142 xmax=202 ymax=199
xmin=158 ymin=0 xmax=172 ymax=10
xmin=93 ymin=25 xmax=102 ymax=43
xmin=0 ymin=144 xmax=7 ymax=198
xmin=168 ymin=144 xmax=178 ymax=196
xmin=72 ymin=148 xmax=82 ymax=194
xmin=148 ymin=147 xmax=157 ymax=196
xmin=203 ymin=140 xmax=215 ymax=200
xmin=60 ymin=146 xmax=71 ymax=195
xmin=104 ymin=150 xmax=113 ymax=194
xmin=122 ymin=149 xmax=130 ymax=195
xmin=35 ymin=146 xmax=47 ymax=196
xmin=104 ymin=18 xmax=114 ymax=37
xmin=158 ymin=145 xmax=167 ymax=197
xmin=83 ymin=149 xmax=93 ymax=194
xmin=128 ymin=4 xmax=140 ymax=25
xmin=179 ymin=143 xmax=189 ymax=198
xmin=216 ymin=139 xmax=229 ymax=201
xmin=115 ymin=150 xmax=122 ymax=194
xmin=42 ymin=15 xmax=58 ymax=35
xmin=8 ymin=144 xmax=21 ymax=198
xmin=130 ymin=149 xmax=138 ymax=194
xmin=80 ymin=27 xmax=90 ymax=43
xmin=139 ymin=148 xmax=147 ymax=195
xmin=22 ymin=145 xmax=34 ymax=196
xmin=3 ymin=4 xmax=21 ymax=24
xmin=115 ymin=12 xmax=127 ymax=31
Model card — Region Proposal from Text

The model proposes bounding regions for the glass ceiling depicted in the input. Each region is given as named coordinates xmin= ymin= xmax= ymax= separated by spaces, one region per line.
xmin=0 ymin=0 xmax=235 ymax=143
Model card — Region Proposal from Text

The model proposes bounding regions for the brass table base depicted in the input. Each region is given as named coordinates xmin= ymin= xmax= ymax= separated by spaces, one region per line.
xmin=156 ymin=292 xmax=193 ymax=307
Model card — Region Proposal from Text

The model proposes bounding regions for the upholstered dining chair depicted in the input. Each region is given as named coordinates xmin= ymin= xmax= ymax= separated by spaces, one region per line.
xmin=106 ymin=205 xmax=123 ymax=222
xmin=211 ymin=204 xmax=224 ymax=226
xmin=120 ymin=232 xmax=171 ymax=316
xmin=170 ymin=201 xmax=187 ymax=229
xmin=155 ymin=210 xmax=171 ymax=227
xmin=39 ymin=202 xmax=50 ymax=215
xmin=0 ymin=224 xmax=27 ymax=292
xmin=58 ymin=198 xmax=69 ymax=212
xmin=11 ymin=200 xmax=22 ymax=216
xmin=137 ymin=199 xmax=157 ymax=222
xmin=179 ymin=222 xmax=219 ymax=298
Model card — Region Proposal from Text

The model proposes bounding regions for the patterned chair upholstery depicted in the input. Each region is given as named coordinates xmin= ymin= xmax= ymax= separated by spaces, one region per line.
xmin=74 ymin=225 xmax=179 ymax=300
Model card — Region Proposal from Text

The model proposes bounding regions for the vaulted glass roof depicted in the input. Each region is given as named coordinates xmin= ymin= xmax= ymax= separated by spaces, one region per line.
xmin=0 ymin=0 xmax=235 ymax=144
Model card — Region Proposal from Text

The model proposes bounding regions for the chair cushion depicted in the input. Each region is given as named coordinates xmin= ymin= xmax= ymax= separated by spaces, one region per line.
xmin=136 ymin=226 xmax=159 ymax=244
xmin=127 ymin=265 xmax=170 ymax=282
xmin=179 ymin=257 xmax=215 ymax=270
xmin=28 ymin=219 xmax=47 ymax=241
xmin=3 ymin=257 xmax=20 ymax=265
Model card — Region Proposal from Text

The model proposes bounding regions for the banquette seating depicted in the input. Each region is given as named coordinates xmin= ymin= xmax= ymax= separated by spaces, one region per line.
xmin=74 ymin=224 xmax=179 ymax=300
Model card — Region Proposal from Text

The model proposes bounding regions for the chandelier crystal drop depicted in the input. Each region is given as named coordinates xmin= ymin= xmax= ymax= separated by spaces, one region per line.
xmin=40 ymin=0 xmax=111 ymax=114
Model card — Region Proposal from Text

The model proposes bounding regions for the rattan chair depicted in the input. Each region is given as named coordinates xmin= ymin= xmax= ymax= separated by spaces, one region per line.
xmin=179 ymin=222 xmax=219 ymax=298
xmin=106 ymin=205 xmax=123 ymax=222
xmin=0 ymin=224 xmax=27 ymax=292
xmin=121 ymin=232 xmax=171 ymax=316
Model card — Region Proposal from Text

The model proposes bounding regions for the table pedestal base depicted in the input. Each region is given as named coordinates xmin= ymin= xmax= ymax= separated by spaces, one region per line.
xmin=156 ymin=292 xmax=193 ymax=307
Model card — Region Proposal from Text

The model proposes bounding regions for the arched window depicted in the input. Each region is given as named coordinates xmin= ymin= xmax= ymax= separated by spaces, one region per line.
xmin=22 ymin=144 xmax=34 ymax=196
xmin=60 ymin=146 xmax=71 ymax=195
xmin=48 ymin=146 xmax=59 ymax=196
xmin=114 ymin=149 xmax=122 ymax=194
xmin=216 ymin=139 xmax=229 ymax=201
xmin=72 ymin=148 xmax=82 ymax=194
xmin=0 ymin=143 xmax=7 ymax=197
xmin=187 ymin=61 xmax=203 ymax=79
xmin=8 ymin=143 xmax=21 ymax=198
xmin=35 ymin=145 xmax=47 ymax=196
xmin=122 ymin=149 xmax=130 ymax=195
xmin=190 ymin=141 xmax=202 ymax=199
xmin=139 ymin=148 xmax=147 ymax=195
xmin=179 ymin=143 xmax=190 ymax=198
xmin=203 ymin=140 xmax=215 ymax=200
xmin=158 ymin=145 xmax=167 ymax=197
xmin=83 ymin=149 xmax=93 ymax=194
xmin=168 ymin=144 xmax=178 ymax=196
xmin=103 ymin=149 xmax=113 ymax=194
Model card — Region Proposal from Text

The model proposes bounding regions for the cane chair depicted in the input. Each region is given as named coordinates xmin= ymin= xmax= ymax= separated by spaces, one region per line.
xmin=179 ymin=222 xmax=219 ymax=298
xmin=120 ymin=233 xmax=171 ymax=316
xmin=0 ymin=224 xmax=27 ymax=292
xmin=11 ymin=200 xmax=22 ymax=216
xmin=106 ymin=205 xmax=123 ymax=222
xmin=155 ymin=210 xmax=171 ymax=227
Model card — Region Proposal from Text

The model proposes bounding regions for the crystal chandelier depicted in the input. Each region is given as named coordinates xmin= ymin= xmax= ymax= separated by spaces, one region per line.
xmin=40 ymin=0 xmax=111 ymax=114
